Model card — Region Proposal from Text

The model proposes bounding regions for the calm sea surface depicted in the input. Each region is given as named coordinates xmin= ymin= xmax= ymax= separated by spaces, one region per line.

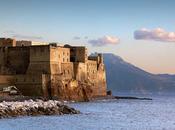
xmin=0 ymin=96 xmax=175 ymax=130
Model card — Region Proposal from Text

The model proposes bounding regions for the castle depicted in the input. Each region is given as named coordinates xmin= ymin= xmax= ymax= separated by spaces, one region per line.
xmin=0 ymin=38 xmax=107 ymax=101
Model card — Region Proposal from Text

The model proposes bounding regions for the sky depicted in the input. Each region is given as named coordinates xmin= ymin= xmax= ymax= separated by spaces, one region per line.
xmin=0 ymin=0 xmax=175 ymax=74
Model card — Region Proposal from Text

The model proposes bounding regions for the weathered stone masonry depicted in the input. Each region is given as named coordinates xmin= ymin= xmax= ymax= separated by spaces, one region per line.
xmin=0 ymin=38 xmax=107 ymax=101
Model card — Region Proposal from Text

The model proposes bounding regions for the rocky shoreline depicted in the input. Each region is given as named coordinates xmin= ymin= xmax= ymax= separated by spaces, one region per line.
xmin=0 ymin=100 xmax=80 ymax=119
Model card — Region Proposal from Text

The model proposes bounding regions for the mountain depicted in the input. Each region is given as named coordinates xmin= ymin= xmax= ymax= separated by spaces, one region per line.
xmin=103 ymin=53 xmax=175 ymax=96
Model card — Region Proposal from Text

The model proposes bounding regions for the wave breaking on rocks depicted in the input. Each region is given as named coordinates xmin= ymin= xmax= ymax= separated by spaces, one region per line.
xmin=0 ymin=100 xmax=80 ymax=118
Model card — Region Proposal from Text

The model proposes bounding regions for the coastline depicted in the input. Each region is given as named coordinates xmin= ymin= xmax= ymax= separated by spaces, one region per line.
xmin=0 ymin=95 xmax=152 ymax=119
xmin=91 ymin=95 xmax=152 ymax=101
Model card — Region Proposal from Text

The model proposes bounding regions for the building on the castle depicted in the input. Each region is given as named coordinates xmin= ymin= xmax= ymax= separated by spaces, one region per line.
xmin=0 ymin=38 xmax=107 ymax=101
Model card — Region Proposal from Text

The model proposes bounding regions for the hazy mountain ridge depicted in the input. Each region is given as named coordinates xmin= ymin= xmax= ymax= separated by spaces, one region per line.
xmin=103 ymin=53 xmax=175 ymax=95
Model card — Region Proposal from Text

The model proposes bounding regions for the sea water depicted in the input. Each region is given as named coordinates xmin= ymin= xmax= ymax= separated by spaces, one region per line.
xmin=0 ymin=96 xmax=175 ymax=130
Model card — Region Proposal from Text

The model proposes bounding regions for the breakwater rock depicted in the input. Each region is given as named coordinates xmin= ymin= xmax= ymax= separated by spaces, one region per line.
xmin=0 ymin=100 xmax=80 ymax=118
xmin=115 ymin=96 xmax=152 ymax=100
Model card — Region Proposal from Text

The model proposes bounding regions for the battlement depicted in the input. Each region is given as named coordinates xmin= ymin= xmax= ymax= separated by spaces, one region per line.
xmin=0 ymin=38 xmax=49 ymax=47
xmin=0 ymin=38 xmax=16 ymax=47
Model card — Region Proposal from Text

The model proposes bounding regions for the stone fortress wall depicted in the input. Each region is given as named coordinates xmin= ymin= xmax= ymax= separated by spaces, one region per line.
xmin=0 ymin=38 xmax=107 ymax=101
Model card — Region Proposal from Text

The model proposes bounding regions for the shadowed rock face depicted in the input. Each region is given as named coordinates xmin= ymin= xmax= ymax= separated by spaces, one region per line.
xmin=52 ymin=80 xmax=93 ymax=101
xmin=103 ymin=53 xmax=175 ymax=95
xmin=0 ymin=100 xmax=80 ymax=118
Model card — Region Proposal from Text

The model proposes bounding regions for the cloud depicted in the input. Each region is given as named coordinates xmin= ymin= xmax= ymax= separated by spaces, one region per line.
xmin=12 ymin=34 xmax=43 ymax=40
xmin=73 ymin=36 xmax=81 ymax=40
xmin=84 ymin=36 xmax=88 ymax=39
xmin=2 ymin=30 xmax=43 ymax=40
xmin=88 ymin=36 xmax=120 ymax=46
xmin=73 ymin=36 xmax=89 ymax=40
xmin=3 ymin=30 xmax=15 ymax=34
xmin=134 ymin=28 xmax=175 ymax=42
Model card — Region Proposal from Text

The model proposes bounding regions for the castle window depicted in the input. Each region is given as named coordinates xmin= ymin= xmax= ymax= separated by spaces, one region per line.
xmin=67 ymin=58 xmax=69 ymax=62
xmin=63 ymin=52 xmax=65 ymax=55
xmin=63 ymin=58 xmax=65 ymax=62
